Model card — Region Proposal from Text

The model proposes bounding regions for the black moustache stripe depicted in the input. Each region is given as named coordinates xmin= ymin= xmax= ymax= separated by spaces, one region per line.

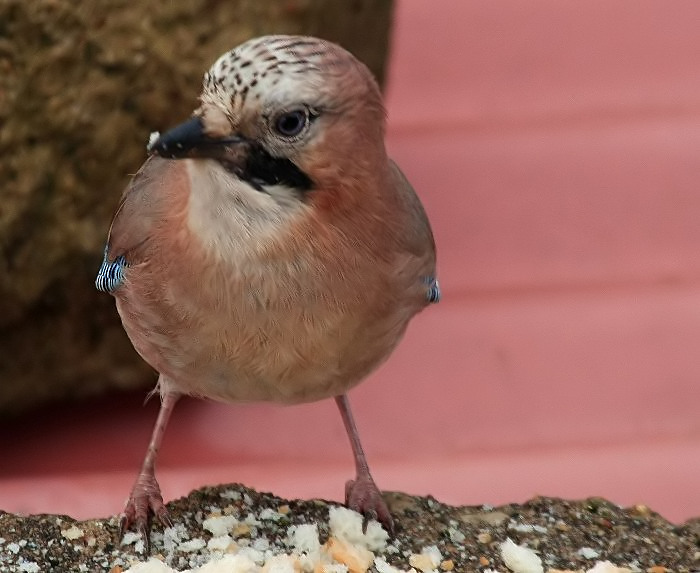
xmin=224 ymin=143 xmax=313 ymax=193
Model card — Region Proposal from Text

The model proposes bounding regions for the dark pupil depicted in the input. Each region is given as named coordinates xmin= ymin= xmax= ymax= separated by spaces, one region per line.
xmin=276 ymin=111 xmax=306 ymax=136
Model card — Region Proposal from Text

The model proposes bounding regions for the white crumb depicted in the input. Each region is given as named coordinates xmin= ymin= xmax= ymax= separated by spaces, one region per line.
xmin=243 ymin=513 xmax=262 ymax=526
xmin=328 ymin=506 xmax=389 ymax=552
xmin=121 ymin=531 xmax=142 ymax=546
xmin=179 ymin=538 xmax=207 ymax=552
xmin=123 ymin=553 xmax=260 ymax=572
xmin=325 ymin=536 xmax=374 ymax=572
xmin=321 ymin=565 xmax=350 ymax=573
xmin=147 ymin=131 xmax=160 ymax=149
xmin=408 ymin=545 xmax=442 ymax=572
xmin=17 ymin=562 xmax=40 ymax=573
xmin=198 ymin=554 xmax=258 ymax=572
xmin=162 ymin=524 xmax=187 ymax=554
xmin=111 ymin=501 xmax=643 ymax=573
xmin=260 ymin=554 xmax=298 ymax=572
xmin=374 ymin=557 xmax=414 ymax=573
xmin=286 ymin=522 xmax=321 ymax=569
xmin=235 ymin=546 xmax=266 ymax=566
xmin=578 ymin=547 xmax=601 ymax=559
xmin=252 ymin=537 xmax=269 ymax=552
xmin=203 ymin=515 xmax=239 ymax=537
xmin=500 ymin=538 xmax=544 ymax=573
xmin=287 ymin=523 xmax=320 ymax=554
xmin=207 ymin=534 xmax=234 ymax=552
xmin=60 ymin=525 xmax=84 ymax=540
xmin=447 ymin=526 xmax=465 ymax=544
xmin=123 ymin=558 xmax=172 ymax=572
xmin=258 ymin=508 xmax=284 ymax=521
xmin=6 ymin=542 xmax=20 ymax=554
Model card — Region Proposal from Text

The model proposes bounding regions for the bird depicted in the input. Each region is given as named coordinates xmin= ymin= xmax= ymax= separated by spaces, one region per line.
xmin=96 ymin=34 xmax=440 ymax=549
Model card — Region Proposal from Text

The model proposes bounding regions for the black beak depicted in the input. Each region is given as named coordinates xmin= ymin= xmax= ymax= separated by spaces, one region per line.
xmin=148 ymin=116 xmax=245 ymax=159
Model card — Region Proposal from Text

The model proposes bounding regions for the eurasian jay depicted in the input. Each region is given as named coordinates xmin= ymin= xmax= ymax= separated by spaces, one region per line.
xmin=96 ymin=35 xmax=439 ymax=548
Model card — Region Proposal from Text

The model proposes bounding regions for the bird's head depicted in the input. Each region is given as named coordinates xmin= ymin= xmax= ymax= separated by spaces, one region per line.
xmin=148 ymin=35 xmax=387 ymax=198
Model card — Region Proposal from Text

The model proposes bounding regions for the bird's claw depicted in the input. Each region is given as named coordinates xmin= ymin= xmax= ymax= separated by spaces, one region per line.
xmin=344 ymin=475 xmax=395 ymax=535
xmin=119 ymin=473 xmax=170 ymax=553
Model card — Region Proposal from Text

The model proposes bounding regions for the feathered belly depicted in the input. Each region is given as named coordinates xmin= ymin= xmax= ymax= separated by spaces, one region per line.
xmin=114 ymin=264 xmax=409 ymax=405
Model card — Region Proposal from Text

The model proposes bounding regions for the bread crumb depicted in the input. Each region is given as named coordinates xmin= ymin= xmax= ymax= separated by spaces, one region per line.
xmin=207 ymin=535 xmax=235 ymax=552
xmin=328 ymin=507 xmax=388 ymax=553
xmin=233 ymin=523 xmax=252 ymax=537
xmin=408 ymin=546 xmax=442 ymax=572
xmin=287 ymin=522 xmax=321 ymax=569
xmin=261 ymin=554 xmax=298 ymax=572
xmin=373 ymin=557 xmax=413 ymax=573
xmin=320 ymin=565 xmax=351 ymax=573
xmin=122 ymin=558 xmax=172 ymax=572
xmin=236 ymin=546 xmax=266 ymax=566
xmin=325 ymin=536 xmax=373 ymax=573
xmin=477 ymin=532 xmax=492 ymax=544
xmin=500 ymin=538 xmax=543 ymax=573
xmin=179 ymin=538 xmax=206 ymax=552
xmin=61 ymin=525 xmax=84 ymax=540
xmin=197 ymin=554 xmax=258 ymax=572
xmin=259 ymin=508 xmax=284 ymax=521
xmin=203 ymin=515 xmax=239 ymax=537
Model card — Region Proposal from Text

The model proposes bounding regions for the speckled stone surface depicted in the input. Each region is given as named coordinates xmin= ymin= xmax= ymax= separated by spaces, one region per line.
xmin=0 ymin=485 xmax=697 ymax=572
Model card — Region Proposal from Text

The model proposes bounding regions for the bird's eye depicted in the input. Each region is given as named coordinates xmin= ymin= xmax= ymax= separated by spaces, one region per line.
xmin=274 ymin=109 xmax=309 ymax=138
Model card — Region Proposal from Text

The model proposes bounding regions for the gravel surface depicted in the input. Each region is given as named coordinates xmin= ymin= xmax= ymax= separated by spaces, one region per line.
xmin=0 ymin=484 xmax=697 ymax=572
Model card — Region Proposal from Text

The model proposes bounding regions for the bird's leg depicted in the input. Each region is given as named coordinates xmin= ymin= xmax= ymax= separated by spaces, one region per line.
xmin=335 ymin=394 xmax=394 ymax=533
xmin=120 ymin=388 xmax=180 ymax=552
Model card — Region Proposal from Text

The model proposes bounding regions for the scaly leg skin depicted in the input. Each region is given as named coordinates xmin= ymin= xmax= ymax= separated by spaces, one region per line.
xmin=335 ymin=394 xmax=395 ymax=534
xmin=120 ymin=389 xmax=180 ymax=553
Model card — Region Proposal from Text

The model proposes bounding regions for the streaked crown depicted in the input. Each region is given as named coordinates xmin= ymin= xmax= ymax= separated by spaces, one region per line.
xmin=197 ymin=35 xmax=384 ymax=142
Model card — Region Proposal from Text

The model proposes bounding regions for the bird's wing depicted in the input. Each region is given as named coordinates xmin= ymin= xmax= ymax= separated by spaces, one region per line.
xmin=389 ymin=160 xmax=437 ymax=265
xmin=96 ymin=157 xmax=182 ymax=293
xmin=389 ymin=160 xmax=441 ymax=304
xmin=105 ymin=156 xmax=176 ymax=264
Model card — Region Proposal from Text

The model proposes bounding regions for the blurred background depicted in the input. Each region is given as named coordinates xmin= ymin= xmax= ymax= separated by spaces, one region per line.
xmin=2 ymin=0 xmax=700 ymax=523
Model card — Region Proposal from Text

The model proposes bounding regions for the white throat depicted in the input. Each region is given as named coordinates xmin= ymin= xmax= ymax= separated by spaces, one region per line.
xmin=185 ymin=159 xmax=309 ymax=259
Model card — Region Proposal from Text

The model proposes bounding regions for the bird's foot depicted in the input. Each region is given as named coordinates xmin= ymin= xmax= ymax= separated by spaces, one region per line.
xmin=344 ymin=473 xmax=395 ymax=534
xmin=119 ymin=472 xmax=172 ymax=553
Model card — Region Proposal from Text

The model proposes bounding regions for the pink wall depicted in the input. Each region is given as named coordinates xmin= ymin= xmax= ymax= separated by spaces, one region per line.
xmin=385 ymin=0 xmax=700 ymax=449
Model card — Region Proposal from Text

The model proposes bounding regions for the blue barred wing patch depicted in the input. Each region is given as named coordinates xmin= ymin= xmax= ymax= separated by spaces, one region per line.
xmin=425 ymin=276 xmax=441 ymax=304
xmin=95 ymin=251 xmax=128 ymax=293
